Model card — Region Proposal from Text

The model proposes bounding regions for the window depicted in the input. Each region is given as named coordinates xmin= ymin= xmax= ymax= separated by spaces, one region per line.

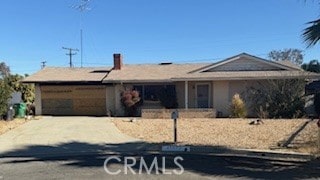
xmin=133 ymin=85 xmax=175 ymax=101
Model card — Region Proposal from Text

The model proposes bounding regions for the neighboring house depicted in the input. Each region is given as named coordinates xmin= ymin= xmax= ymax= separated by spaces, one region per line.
xmin=23 ymin=53 xmax=320 ymax=117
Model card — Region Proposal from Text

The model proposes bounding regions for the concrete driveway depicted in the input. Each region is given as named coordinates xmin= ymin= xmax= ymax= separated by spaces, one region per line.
xmin=0 ymin=117 xmax=139 ymax=156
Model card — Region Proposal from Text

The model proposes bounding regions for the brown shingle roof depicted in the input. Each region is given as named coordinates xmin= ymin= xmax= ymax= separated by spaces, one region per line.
xmin=23 ymin=67 xmax=111 ymax=83
xmin=23 ymin=53 xmax=320 ymax=83
xmin=274 ymin=60 xmax=302 ymax=70
xmin=102 ymin=63 xmax=209 ymax=83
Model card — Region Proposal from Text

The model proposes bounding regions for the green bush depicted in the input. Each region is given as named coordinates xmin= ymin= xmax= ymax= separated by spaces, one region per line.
xmin=7 ymin=74 xmax=35 ymax=103
xmin=0 ymin=79 xmax=11 ymax=118
xmin=230 ymin=93 xmax=247 ymax=118
xmin=246 ymin=79 xmax=305 ymax=118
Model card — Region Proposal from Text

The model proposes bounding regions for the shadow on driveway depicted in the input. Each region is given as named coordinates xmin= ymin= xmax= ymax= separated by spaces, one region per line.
xmin=0 ymin=141 xmax=319 ymax=179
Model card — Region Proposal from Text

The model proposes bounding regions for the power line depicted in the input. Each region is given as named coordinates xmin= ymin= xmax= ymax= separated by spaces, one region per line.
xmin=62 ymin=47 xmax=79 ymax=67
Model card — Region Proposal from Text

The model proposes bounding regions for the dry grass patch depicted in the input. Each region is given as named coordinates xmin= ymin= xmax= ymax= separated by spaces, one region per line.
xmin=0 ymin=119 xmax=28 ymax=135
xmin=113 ymin=118 xmax=307 ymax=150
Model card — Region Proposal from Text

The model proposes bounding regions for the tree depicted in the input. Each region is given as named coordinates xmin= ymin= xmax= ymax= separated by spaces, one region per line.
xmin=6 ymin=74 xmax=35 ymax=103
xmin=0 ymin=79 xmax=11 ymax=118
xmin=301 ymin=0 xmax=320 ymax=47
xmin=0 ymin=62 xmax=11 ymax=118
xmin=0 ymin=62 xmax=10 ymax=78
xmin=268 ymin=49 xmax=303 ymax=65
xmin=301 ymin=59 xmax=320 ymax=73
xmin=245 ymin=79 xmax=306 ymax=118
xmin=303 ymin=19 xmax=320 ymax=48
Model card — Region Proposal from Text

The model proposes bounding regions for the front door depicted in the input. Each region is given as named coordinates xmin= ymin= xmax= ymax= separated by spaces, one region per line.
xmin=196 ymin=84 xmax=209 ymax=108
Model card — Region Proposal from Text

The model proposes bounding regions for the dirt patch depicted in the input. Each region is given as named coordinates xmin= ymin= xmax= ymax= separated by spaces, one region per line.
xmin=0 ymin=119 xmax=29 ymax=135
xmin=113 ymin=118 xmax=309 ymax=151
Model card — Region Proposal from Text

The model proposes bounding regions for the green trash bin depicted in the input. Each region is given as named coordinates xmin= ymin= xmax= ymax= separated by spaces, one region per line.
xmin=13 ymin=104 xmax=20 ymax=117
xmin=13 ymin=103 xmax=26 ymax=118
xmin=18 ymin=103 xmax=27 ymax=118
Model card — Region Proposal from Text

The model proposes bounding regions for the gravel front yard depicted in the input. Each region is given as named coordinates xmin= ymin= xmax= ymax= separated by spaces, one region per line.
xmin=113 ymin=118 xmax=312 ymax=150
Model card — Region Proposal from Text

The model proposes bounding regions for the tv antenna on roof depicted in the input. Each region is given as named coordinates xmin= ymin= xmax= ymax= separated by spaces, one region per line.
xmin=71 ymin=0 xmax=91 ymax=68
xmin=41 ymin=61 xmax=47 ymax=69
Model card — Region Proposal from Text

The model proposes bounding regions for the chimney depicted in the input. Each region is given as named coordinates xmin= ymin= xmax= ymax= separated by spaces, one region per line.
xmin=113 ymin=53 xmax=123 ymax=70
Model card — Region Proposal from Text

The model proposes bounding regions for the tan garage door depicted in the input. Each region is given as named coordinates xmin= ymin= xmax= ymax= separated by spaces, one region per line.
xmin=41 ymin=85 xmax=106 ymax=116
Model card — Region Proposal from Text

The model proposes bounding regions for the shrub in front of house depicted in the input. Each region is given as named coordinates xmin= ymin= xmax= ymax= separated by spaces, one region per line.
xmin=0 ymin=79 xmax=11 ymax=119
xmin=230 ymin=93 xmax=247 ymax=118
xmin=246 ymin=79 xmax=305 ymax=118
xmin=120 ymin=90 xmax=143 ymax=117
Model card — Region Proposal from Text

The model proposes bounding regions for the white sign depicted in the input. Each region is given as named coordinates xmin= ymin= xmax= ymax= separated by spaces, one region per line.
xmin=162 ymin=145 xmax=190 ymax=152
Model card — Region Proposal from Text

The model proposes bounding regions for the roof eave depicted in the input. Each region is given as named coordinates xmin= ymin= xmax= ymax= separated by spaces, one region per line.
xmin=102 ymin=79 xmax=173 ymax=84
xmin=22 ymin=80 xmax=103 ymax=84
xmin=172 ymin=75 xmax=320 ymax=81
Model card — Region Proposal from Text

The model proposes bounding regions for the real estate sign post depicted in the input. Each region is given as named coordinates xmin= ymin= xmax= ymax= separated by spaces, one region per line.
xmin=171 ymin=110 xmax=179 ymax=144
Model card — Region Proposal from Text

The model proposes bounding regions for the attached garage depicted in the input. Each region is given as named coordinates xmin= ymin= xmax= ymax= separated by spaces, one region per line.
xmin=22 ymin=67 xmax=112 ymax=116
xmin=41 ymin=85 xmax=106 ymax=116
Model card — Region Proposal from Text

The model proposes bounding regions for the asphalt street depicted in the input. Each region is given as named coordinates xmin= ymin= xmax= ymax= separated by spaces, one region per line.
xmin=1 ymin=153 xmax=319 ymax=180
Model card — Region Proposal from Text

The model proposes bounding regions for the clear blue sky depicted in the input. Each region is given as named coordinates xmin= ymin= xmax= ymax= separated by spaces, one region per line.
xmin=1 ymin=0 xmax=320 ymax=75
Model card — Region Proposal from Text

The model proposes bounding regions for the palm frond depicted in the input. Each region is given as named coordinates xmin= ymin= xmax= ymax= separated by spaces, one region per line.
xmin=302 ymin=18 xmax=320 ymax=48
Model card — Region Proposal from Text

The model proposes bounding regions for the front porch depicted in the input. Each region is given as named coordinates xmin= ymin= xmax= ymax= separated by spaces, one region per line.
xmin=136 ymin=81 xmax=234 ymax=118
xmin=118 ymin=80 xmax=249 ymax=118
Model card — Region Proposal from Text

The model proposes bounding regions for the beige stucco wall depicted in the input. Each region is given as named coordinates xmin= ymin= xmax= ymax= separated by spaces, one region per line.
xmin=114 ymin=84 xmax=125 ymax=116
xmin=106 ymin=85 xmax=115 ymax=116
xmin=176 ymin=80 xmax=247 ymax=115
xmin=228 ymin=80 xmax=252 ymax=116
xmin=212 ymin=81 xmax=229 ymax=116
xmin=227 ymin=80 xmax=261 ymax=117
xmin=35 ymin=84 xmax=42 ymax=115
xmin=228 ymin=80 xmax=248 ymax=101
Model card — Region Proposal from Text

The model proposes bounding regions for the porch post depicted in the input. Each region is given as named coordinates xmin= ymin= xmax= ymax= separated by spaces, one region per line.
xmin=185 ymin=81 xmax=188 ymax=109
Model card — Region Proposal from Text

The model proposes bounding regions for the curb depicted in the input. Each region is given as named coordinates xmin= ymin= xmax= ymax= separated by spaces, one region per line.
xmin=0 ymin=146 xmax=315 ymax=160
xmin=149 ymin=145 xmax=315 ymax=160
